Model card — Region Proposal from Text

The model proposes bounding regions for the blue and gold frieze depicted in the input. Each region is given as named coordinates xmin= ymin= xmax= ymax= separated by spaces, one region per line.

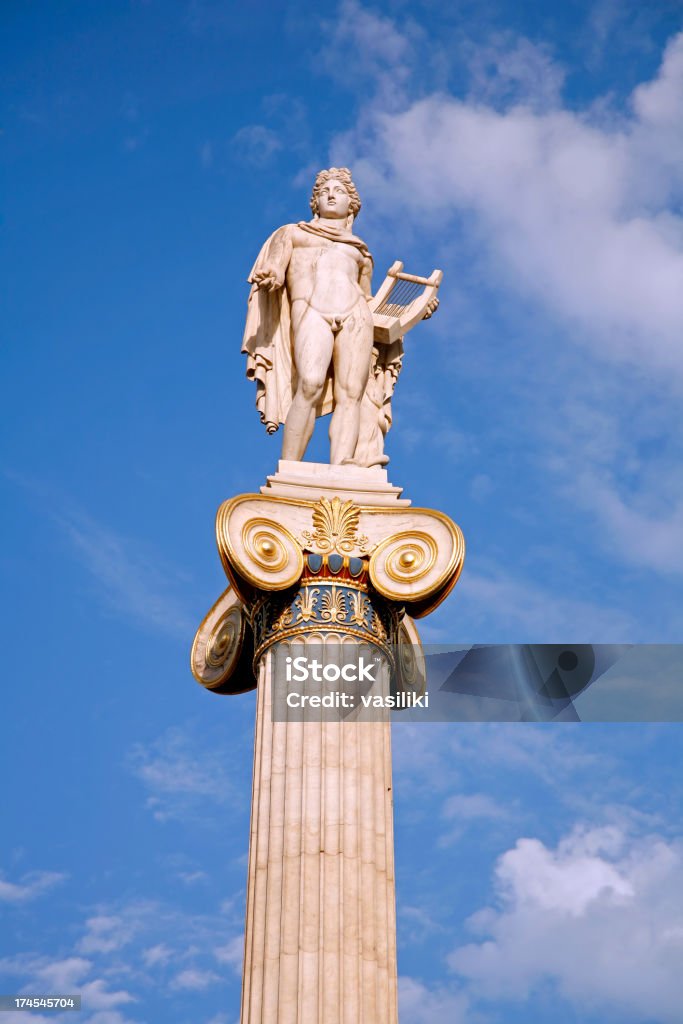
xmin=250 ymin=552 xmax=401 ymax=665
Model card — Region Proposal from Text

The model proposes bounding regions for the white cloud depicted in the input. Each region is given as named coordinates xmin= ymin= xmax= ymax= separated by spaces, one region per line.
xmin=0 ymin=956 xmax=136 ymax=1024
xmin=28 ymin=956 xmax=92 ymax=990
xmin=128 ymin=726 xmax=242 ymax=822
xmin=464 ymin=34 xmax=566 ymax=110
xmin=56 ymin=507 xmax=193 ymax=637
xmin=0 ymin=894 xmax=246 ymax=1022
xmin=77 ymin=980 xmax=134 ymax=1012
xmin=574 ymin=471 xmax=683 ymax=574
xmin=398 ymin=976 xmax=471 ymax=1024
xmin=232 ymin=124 xmax=282 ymax=166
xmin=435 ymin=566 xmax=635 ymax=641
xmin=177 ymin=870 xmax=208 ymax=885
xmin=398 ymin=904 xmax=446 ymax=946
xmin=214 ymin=936 xmax=243 ymax=974
xmin=449 ymin=825 xmax=683 ymax=1022
xmin=85 ymin=1014 xmax=136 ymax=1024
xmin=171 ymin=967 xmax=220 ymax=991
xmin=442 ymin=793 xmax=509 ymax=822
xmin=141 ymin=944 xmax=173 ymax=968
xmin=632 ymin=33 xmax=683 ymax=129
xmin=77 ymin=915 xmax=135 ymax=955
xmin=325 ymin=19 xmax=683 ymax=582
xmin=0 ymin=869 xmax=66 ymax=903
xmin=317 ymin=0 xmax=415 ymax=102
xmin=339 ymin=32 xmax=683 ymax=376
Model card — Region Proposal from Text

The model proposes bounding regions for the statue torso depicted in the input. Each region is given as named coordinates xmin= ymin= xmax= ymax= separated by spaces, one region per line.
xmin=286 ymin=224 xmax=367 ymax=314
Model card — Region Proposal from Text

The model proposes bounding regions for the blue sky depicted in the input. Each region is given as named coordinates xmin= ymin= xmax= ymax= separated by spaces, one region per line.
xmin=2 ymin=1 xmax=683 ymax=1022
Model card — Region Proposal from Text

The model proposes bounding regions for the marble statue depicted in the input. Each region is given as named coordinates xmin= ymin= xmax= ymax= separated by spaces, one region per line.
xmin=242 ymin=167 xmax=441 ymax=467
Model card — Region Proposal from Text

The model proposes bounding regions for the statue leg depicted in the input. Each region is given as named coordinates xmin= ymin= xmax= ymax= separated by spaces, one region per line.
xmin=282 ymin=306 xmax=334 ymax=462
xmin=330 ymin=303 xmax=374 ymax=465
xmin=355 ymin=371 xmax=390 ymax=468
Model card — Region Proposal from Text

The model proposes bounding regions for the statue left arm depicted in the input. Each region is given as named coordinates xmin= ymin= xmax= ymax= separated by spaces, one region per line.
xmin=359 ymin=256 xmax=373 ymax=299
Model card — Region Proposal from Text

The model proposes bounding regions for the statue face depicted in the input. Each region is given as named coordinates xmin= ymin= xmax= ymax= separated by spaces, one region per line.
xmin=316 ymin=178 xmax=351 ymax=220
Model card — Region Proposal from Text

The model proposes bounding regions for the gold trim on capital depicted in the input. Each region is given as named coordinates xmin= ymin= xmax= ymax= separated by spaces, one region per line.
xmin=384 ymin=531 xmax=437 ymax=584
xmin=302 ymin=575 xmax=368 ymax=593
xmin=300 ymin=497 xmax=371 ymax=555
xmin=216 ymin=501 xmax=304 ymax=594
xmin=253 ymin=624 xmax=395 ymax=668
xmin=369 ymin=521 xmax=465 ymax=604
xmin=409 ymin=549 xmax=466 ymax=618
xmin=242 ymin=518 xmax=289 ymax=573
xmin=215 ymin=493 xmax=465 ymax=608
xmin=205 ymin=607 xmax=243 ymax=668
xmin=191 ymin=587 xmax=249 ymax=691
xmin=396 ymin=616 xmax=427 ymax=698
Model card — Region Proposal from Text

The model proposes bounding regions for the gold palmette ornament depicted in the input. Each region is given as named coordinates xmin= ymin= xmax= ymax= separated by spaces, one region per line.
xmin=300 ymin=496 xmax=371 ymax=554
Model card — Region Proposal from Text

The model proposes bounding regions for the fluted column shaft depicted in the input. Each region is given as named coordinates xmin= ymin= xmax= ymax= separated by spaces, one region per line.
xmin=240 ymin=646 xmax=399 ymax=1024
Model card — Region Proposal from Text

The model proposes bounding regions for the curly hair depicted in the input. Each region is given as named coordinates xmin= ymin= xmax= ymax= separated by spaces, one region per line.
xmin=309 ymin=167 xmax=361 ymax=219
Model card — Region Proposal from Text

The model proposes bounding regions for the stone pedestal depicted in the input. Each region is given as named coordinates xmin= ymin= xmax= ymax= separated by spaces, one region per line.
xmin=262 ymin=460 xmax=410 ymax=508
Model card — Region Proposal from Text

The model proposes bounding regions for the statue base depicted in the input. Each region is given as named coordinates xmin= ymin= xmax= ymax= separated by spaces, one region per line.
xmin=261 ymin=460 xmax=411 ymax=507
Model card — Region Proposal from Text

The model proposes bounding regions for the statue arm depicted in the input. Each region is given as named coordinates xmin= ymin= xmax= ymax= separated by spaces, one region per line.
xmin=249 ymin=225 xmax=294 ymax=292
xmin=359 ymin=255 xmax=373 ymax=299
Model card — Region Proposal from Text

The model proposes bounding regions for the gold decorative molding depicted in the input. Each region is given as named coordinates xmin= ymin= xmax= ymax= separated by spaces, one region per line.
xmin=384 ymin=531 xmax=437 ymax=585
xmin=212 ymin=492 xmax=465 ymax=623
xmin=369 ymin=523 xmax=464 ymax=609
xmin=319 ymin=586 xmax=347 ymax=623
xmin=216 ymin=499 xmax=304 ymax=596
xmin=190 ymin=586 xmax=254 ymax=694
xmin=242 ymin=517 xmax=290 ymax=573
xmin=300 ymin=497 xmax=371 ymax=555
xmin=294 ymin=587 xmax=320 ymax=622
xmin=396 ymin=616 xmax=427 ymax=698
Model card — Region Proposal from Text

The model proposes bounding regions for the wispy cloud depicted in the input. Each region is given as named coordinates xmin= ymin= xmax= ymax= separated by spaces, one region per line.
xmin=2 ymin=894 xmax=245 ymax=1021
xmin=232 ymin=125 xmax=282 ymax=166
xmin=127 ymin=726 xmax=246 ymax=823
xmin=170 ymin=967 xmax=221 ymax=991
xmin=442 ymin=793 xmax=510 ymax=823
xmin=77 ymin=915 xmax=136 ymax=955
xmin=463 ymin=34 xmax=566 ymax=110
xmin=0 ymin=869 xmax=66 ymax=904
xmin=398 ymin=976 xmax=471 ymax=1024
xmin=0 ymin=955 xmax=136 ymax=1023
xmin=426 ymin=565 xmax=636 ymax=643
xmin=55 ymin=506 xmax=194 ymax=638
xmin=214 ymin=936 xmax=243 ymax=975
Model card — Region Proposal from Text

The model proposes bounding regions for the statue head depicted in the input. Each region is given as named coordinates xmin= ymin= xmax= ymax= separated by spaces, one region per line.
xmin=310 ymin=167 xmax=361 ymax=228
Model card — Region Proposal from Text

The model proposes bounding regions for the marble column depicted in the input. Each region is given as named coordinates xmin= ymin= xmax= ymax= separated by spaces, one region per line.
xmin=240 ymin=647 xmax=398 ymax=1024
xmin=191 ymin=468 xmax=465 ymax=1024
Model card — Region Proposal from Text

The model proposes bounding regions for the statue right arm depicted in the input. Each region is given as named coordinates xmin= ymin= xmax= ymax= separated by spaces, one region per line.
xmin=249 ymin=225 xmax=293 ymax=292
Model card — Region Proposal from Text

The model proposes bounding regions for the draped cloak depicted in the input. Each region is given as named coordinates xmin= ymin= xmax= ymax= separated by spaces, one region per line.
xmin=241 ymin=221 xmax=376 ymax=433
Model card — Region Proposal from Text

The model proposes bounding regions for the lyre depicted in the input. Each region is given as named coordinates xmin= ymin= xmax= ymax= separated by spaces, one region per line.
xmin=369 ymin=261 xmax=443 ymax=344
